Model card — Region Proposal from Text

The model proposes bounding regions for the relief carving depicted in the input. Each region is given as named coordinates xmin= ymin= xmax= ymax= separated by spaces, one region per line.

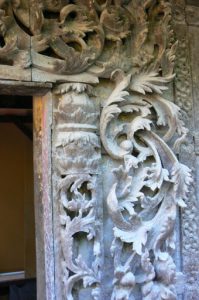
xmin=53 ymin=83 xmax=103 ymax=300
xmin=173 ymin=8 xmax=199 ymax=298
xmin=98 ymin=1 xmax=191 ymax=299
xmin=30 ymin=1 xmax=104 ymax=75
xmin=0 ymin=0 xmax=179 ymax=79
xmin=100 ymin=69 xmax=192 ymax=299
xmin=0 ymin=0 xmax=31 ymax=68
xmin=49 ymin=1 xmax=192 ymax=299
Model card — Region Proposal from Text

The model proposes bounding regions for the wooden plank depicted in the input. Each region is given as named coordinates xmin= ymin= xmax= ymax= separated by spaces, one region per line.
xmin=186 ymin=5 xmax=199 ymax=26
xmin=33 ymin=94 xmax=55 ymax=300
xmin=32 ymin=68 xmax=99 ymax=84
xmin=0 ymin=271 xmax=25 ymax=283
xmin=189 ymin=26 xmax=199 ymax=153
xmin=0 ymin=66 xmax=31 ymax=82
xmin=186 ymin=0 xmax=199 ymax=6
xmin=0 ymin=80 xmax=52 ymax=96
xmin=173 ymin=19 xmax=199 ymax=299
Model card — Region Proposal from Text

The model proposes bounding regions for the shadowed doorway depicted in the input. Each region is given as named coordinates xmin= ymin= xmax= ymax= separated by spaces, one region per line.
xmin=0 ymin=96 xmax=36 ymax=300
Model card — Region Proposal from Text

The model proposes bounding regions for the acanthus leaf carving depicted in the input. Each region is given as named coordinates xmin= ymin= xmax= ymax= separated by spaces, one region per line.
xmin=53 ymin=83 xmax=103 ymax=300
xmin=98 ymin=2 xmax=192 ymax=295
xmin=47 ymin=1 xmax=192 ymax=299
xmin=0 ymin=0 xmax=179 ymax=81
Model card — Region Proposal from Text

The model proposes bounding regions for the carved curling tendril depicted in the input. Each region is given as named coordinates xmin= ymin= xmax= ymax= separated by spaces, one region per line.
xmin=99 ymin=1 xmax=192 ymax=299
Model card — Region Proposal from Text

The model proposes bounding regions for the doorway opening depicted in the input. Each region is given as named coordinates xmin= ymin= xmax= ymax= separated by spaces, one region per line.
xmin=0 ymin=96 xmax=36 ymax=300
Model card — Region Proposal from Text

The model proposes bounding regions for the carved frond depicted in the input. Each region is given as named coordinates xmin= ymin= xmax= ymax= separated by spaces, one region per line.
xmin=121 ymin=102 xmax=151 ymax=117
xmin=145 ymin=95 xmax=188 ymax=144
xmin=145 ymin=165 xmax=170 ymax=191
xmin=107 ymin=183 xmax=132 ymax=231
xmin=128 ymin=117 xmax=152 ymax=138
xmin=115 ymin=226 xmax=149 ymax=256
xmin=171 ymin=163 xmax=193 ymax=208
xmin=105 ymin=71 xmax=131 ymax=107
xmin=130 ymin=71 xmax=174 ymax=95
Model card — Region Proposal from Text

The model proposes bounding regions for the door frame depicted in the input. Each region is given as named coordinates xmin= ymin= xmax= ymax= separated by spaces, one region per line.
xmin=0 ymin=81 xmax=54 ymax=300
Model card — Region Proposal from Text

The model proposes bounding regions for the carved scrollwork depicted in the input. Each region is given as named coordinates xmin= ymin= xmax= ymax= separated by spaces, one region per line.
xmin=0 ymin=0 xmax=31 ymax=68
xmin=0 ymin=0 xmax=179 ymax=80
xmin=49 ymin=1 xmax=191 ymax=299
xmin=53 ymin=83 xmax=103 ymax=299
xmin=100 ymin=70 xmax=192 ymax=299
xmin=58 ymin=173 xmax=102 ymax=300
xmin=98 ymin=1 xmax=192 ymax=299
xmin=31 ymin=1 xmax=105 ymax=74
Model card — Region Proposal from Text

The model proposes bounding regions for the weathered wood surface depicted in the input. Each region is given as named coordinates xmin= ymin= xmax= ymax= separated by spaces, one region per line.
xmin=33 ymin=95 xmax=55 ymax=300
xmin=1 ymin=1 xmax=199 ymax=299
xmin=0 ymin=80 xmax=52 ymax=96
xmin=48 ymin=1 xmax=193 ymax=298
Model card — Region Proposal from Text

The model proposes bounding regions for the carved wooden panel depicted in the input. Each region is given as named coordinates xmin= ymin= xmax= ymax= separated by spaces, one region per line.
xmin=48 ymin=2 xmax=194 ymax=299
xmin=0 ymin=0 xmax=192 ymax=299
xmin=52 ymin=83 xmax=103 ymax=299
xmin=0 ymin=0 xmax=31 ymax=80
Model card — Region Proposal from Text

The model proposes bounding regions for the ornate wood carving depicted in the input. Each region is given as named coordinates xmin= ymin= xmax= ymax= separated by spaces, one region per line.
xmin=172 ymin=3 xmax=199 ymax=298
xmin=9 ymin=0 xmax=191 ymax=299
xmin=52 ymin=83 xmax=103 ymax=299
xmin=100 ymin=70 xmax=192 ymax=299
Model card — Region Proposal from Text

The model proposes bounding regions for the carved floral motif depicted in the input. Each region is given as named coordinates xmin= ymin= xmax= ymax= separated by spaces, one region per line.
xmin=100 ymin=69 xmax=192 ymax=298
xmin=98 ymin=1 xmax=192 ymax=299
xmin=0 ymin=0 xmax=31 ymax=68
xmin=49 ymin=1 xmax=191 ymax=299
xmin=0 ymin=0 xmax=180 ymax=79
xmin=53 ymin=83 xmax=103 ymax=299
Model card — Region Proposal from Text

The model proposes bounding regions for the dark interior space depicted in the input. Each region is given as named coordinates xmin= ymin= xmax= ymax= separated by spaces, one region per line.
xmin=0 ymin=96 xmax=36 ymax=300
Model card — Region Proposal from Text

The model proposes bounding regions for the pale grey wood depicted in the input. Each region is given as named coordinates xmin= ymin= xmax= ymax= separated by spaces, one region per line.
xmin=0 ymin=1 xmax=197 ymax=299
xmin=52 ymin=83 xmax=103 ymax=300
xmin=173 ymin=8 xmax=199 ymax=298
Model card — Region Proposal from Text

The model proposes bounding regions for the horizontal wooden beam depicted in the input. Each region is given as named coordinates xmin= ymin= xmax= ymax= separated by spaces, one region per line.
xmin=186 ymin=0 xmax=199 ymax=6
xmin=0 ymin=80 xmax=52 ymax=96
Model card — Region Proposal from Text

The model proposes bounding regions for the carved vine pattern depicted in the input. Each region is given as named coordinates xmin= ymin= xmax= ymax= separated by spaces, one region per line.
xmin=100 ymin=68 xmax=192 ymax=299
xmin=0 ymin=0 xmax=187 ymax=80
xmin=10 ymin=0 xmax=191 ymax=299
xmin=97 ymin=1 xmax=192 ymax=300
xmin=53 ymin=84 xmax=102 ymax=299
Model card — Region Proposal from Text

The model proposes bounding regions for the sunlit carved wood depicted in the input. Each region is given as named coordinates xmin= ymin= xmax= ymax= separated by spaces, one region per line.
xmin=100 ymin=69 xmax=192 ymax=299
xmin=48 ymin=1 xmax=192 ymax=299
xmin=0 ymin=0 xmax=193 ymax=299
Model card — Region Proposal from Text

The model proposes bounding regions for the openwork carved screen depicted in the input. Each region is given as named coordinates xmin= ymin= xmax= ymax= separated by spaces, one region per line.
xmin=0 ymin=0 xmax=193 ymax=299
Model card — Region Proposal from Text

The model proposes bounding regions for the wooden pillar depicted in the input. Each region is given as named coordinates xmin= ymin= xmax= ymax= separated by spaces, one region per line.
xmin=33 ymin=94 xmax=55 ymax=300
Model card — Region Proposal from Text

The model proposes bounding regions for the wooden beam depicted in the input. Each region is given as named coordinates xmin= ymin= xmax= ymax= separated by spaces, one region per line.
xmin=0 ymin=80 xmax=52 ymax=96
xmin=33 ymin=94 xmax=55 ymax=300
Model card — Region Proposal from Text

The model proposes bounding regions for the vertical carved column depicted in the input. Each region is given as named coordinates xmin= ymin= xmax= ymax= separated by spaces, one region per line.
xmin=99 ymin=69 xmax=192 ymax=299
xmin=172 ymin=1 xmax=199 ymax=298
xmin=52 ymin=83 xmax=103 ymax=300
